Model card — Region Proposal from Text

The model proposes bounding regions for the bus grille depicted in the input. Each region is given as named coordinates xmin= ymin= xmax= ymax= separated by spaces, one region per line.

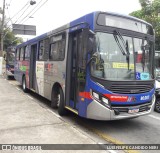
xmin=112 ymin=102 xmax=152 ymax=113
xmin=109 ymin=83 xmax=154 ymax=94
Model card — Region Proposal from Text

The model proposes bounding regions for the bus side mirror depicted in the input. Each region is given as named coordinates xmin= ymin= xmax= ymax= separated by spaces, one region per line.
xmin=88 ymin=30 xmax=95 ymax=53
xmin=88 ymin=37 xmax=94 ymax=52
xmin=87 ymin=51 xmax=101 ymax=66
xmin=93 ymin=52 xmax=101 ymax=61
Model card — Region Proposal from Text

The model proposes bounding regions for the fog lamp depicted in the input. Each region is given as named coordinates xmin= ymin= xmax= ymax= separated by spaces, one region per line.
xmin=102 ymin=97 xmax=109 ymax=105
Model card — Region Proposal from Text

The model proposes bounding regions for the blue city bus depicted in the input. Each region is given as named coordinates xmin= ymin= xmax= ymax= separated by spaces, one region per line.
xmin=5 ymin=46 xmax=16 ymax=79
xmin=14 ymin=11 xmax=155 ymax=120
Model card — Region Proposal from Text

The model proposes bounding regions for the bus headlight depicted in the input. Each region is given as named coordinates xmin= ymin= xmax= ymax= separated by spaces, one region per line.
xmin=90 ymin=89 xmax=111 ymax=109
xmin=92 ymin=92 xmax=99 ymax=100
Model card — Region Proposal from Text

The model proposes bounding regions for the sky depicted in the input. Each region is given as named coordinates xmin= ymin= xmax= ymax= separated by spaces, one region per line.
xmin=1 ymin=0 xmax=141 ymax=39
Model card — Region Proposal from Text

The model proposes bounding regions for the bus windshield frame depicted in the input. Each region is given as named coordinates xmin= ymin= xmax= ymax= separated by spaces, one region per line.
xmin=91 ymin=13 xmax=154 ymax=81
xmin=96 ymin=13 xmax=154 ymax=35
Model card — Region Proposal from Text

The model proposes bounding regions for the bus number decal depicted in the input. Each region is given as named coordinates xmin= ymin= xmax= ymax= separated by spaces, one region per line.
xmin=140 ymin=95 xmax=150 ymax=100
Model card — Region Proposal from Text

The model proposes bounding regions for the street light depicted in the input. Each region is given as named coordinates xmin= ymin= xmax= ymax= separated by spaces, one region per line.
xmin=30 ymin=0 xmax=36 ymax=5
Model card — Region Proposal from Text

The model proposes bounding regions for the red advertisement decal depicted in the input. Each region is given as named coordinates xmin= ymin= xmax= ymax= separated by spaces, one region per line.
xmin=104 ymin=94 xmax=128 ymax=102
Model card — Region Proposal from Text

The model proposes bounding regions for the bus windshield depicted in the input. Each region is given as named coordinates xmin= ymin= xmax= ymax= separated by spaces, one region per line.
xmin=91 ymin=32 xmax=153 ymax=81
xmin=7 ymin=52 xmax=15 ymax=65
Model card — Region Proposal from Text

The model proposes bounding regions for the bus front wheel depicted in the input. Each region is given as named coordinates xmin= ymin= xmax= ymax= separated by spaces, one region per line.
xmin=22 ymin=76 xmax=28 ymax=93
xmin=155 ymin=98 xmax=160 ymax=113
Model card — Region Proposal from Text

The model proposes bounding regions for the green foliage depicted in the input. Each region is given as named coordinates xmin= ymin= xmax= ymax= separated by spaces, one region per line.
xmin=0 ymin=10 xmax=23 ymax=51
xmin=130 ymin=0 xmax=160 ymax=50
xmin=3 ymin=29 xmax=23 ymax=50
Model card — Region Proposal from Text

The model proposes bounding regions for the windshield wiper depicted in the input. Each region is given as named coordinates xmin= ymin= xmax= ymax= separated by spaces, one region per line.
xmin=126 ymin=40 xmax=130 ymax=70
xmin=113 ymin=31 xmax=126 ymax=55
xmin=113 ymin=30 xmax=130 ymax=70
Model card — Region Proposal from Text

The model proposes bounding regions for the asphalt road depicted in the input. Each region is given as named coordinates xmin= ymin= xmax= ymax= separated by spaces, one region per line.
xmin=8 ymin=78 xmax=160 ymax=153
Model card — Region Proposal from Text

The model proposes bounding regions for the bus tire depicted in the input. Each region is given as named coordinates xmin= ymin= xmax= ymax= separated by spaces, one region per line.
xmin=155 ymin=98 xmax=160 ymax=113
xmin=58 ymin=87 xmax=67 ymax=116
xmin=22 ymin=76 xmax=28 ymax=93
xmin=51 ymin=89 xmax=59 ymax=109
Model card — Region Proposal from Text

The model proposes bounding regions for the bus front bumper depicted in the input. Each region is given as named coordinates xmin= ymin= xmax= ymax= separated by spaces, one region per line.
xmin=6 ymin=70 xmax=14 ymax=76
xmin=86 ymin=95 xmax=155 ymax=121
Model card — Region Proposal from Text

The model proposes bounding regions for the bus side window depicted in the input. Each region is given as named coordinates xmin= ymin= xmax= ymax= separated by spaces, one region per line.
xmin=39 ymin=40 xmax=44 ymax=60
xmin=38 ymin=38 xmax=49 ymax=61
xmin=44 ymin=38 xmax=49 ymax=60
xmin=16 ymin=48 xmax=20 ymax=61
xmin=49 ymin=34 xmax=66 ymax=61
xmin=50 ymin=43 xmax=58 ymax=60
xmin=20 ymin=47 xmax=24 ymax=61
xmin=24 ymin=46 xmax=30 ymax=60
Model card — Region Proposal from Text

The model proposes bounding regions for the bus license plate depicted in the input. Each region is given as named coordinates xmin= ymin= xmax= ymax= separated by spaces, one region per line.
xmin=128 ymin=108 xmax=139 ymax=114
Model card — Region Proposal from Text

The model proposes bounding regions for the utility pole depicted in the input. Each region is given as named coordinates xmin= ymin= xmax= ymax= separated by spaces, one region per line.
xmin=0 ymin=0 xmax=5 ymax=75
xmin=0 ymin=0 xmax=6 ymax=57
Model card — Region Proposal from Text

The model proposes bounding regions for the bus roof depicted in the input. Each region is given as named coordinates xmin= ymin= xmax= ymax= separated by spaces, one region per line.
xmin=101 ymin=11 xmax=152 ymax=26
xmin=16 ymin=11 xmax=152 ymax=48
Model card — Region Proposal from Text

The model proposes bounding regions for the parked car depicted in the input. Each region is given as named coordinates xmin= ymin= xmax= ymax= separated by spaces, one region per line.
xmin=155 ymin=80 xmax=160 ymax=113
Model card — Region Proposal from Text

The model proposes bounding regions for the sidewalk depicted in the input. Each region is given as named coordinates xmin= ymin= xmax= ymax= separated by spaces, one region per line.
xmin=0 ymin=76 xmax=107 ymax=153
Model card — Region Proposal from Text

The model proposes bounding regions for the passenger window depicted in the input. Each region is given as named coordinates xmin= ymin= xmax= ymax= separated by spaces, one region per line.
xmin=20 ymin=47 xmax=24 ymax=60
xmin=24 ymin=46 xmax=30 ymax=60
xmin=39 ymin=41 xmax=44 ymax=60
xmin=16 ymin=49 xmax=20 ymax=60
xmin=38 ymin=38 xmax=49 ymax=61
xmin=49 ymin=34 xmax=66 ymax=61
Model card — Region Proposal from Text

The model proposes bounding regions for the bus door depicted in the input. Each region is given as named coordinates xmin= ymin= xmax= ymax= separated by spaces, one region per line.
xmin=66 ymin=30 xmax=87 ymax=110
xmin=29 ymin=44 xmax=37 ymax=90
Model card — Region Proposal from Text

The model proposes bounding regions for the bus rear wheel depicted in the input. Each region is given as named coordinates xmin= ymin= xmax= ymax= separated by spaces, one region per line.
xmin=22 ymin=76 xmax=28 ymax=93
xmin=58 ymin=88 xmax=67 ymax=116
xmin=51 ymin=89 xmax=59 ymax=108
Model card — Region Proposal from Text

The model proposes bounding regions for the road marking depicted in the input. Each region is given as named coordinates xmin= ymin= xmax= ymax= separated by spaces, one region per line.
xmin=16 ymin=87 xmax=20 ymax=91
xmin=9 ymin=82 xmax=12 ymax=85
xmin=148 ymin=114 xmax=160 ymax=121
xmin=82 ymin=124 xmax=139 ymax=153
xmin=27 ymin=95 xmax=33 ymax=100
xmin=46 ymin=109 xmax=61 ymax=118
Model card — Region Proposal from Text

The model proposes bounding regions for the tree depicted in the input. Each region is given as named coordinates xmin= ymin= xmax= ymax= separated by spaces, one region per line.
xmin=130 ymin=0 xmax=160 ymax=50
xmin=0 ymin=8 xmax=23 ymax=51
xmin=3 ymin=29 xmax=23 ymax=50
